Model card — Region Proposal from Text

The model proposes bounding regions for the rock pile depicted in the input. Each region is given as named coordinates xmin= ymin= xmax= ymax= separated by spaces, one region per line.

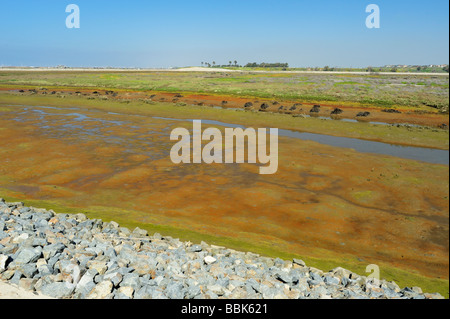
xmin=0 ymin=199 xmax=444 ymax=299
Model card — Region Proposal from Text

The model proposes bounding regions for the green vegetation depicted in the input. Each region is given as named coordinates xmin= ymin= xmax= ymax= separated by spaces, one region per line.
xmin=0 ymin=70 xmax=448 ymax=112
xmin=221 ymin=65 xmax=449 ymax=74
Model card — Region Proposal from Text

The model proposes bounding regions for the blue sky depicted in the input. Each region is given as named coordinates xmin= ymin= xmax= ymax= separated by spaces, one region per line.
xmin=0 ymin=0 xmax=448 ymax=68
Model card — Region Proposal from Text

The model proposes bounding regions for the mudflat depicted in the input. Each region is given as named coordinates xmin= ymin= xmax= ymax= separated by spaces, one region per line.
xmin=0 ymin=92 xmax=448 ymax=295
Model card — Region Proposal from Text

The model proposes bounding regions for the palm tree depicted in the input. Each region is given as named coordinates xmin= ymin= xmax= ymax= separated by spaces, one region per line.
xmin=234 ymin=60 xmax=237 ymax=66
xmin=212 ymin=61 xmax=216 ymax=67
xmin=229 ymin=61 xmax=232 ymax=66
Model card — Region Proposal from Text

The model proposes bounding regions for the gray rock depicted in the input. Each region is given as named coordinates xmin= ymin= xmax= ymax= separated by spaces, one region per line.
xmin=165 ymin=282 xmax=186 ymax=299
xmin=0 ymin=200 xmax=435 ymax=300
xmin=114 ymin=292 xmax=132 ymax=299
xmin=87 ymin=281 xmax=113 ymax=299
xmin=166 ymin=260 xmax=182 ymax=275
xmin=324 ymin=275 xmax=340 ymax=286
xmin=229 ymin=279 xmax=245 ymax=289
xmin=308 ymin=279 xmax=322 ymax=288
xmin=341 ymin=276 xmax=350 ymax=287
xmin=152 ymin=232 xmax=162 ymax=240
xmin=154 ymin=275 xmax=169 ymax=288
xmin=310 ymin=272 xmax=323 ymax=283
xmin=134 ymin=285 xmax=156 ymax=299
xmin=132 ymin=258 xmax=157 ymax=275
xmin=47 ymin=253 xmax=62 ymax=269
xmin=19 ymin=264 xmax=38 ymax=278
xmin=74 ymin=213 xmax=87 ymax=222
xmin=186 ymin=285 xmax=202 ymax=299
xmin=246 ymin=278 xmax=261 ymax=293
xmin=261 ymin=285 xmax=280 ymax=299
xmin=74 ymin=280 xmax=96 ymax=299
xmin=330 ymin=267 xmax=352 ymax=279
xmin=117 ymin=267 xmax=134 ymax=275
xmin=206 ymin=284 xmax=225 ymax=296
xmin=104 ymin=248 xmax=117 ymax=259
xmin=9 ymin=270 xmax=24 ymax=285
xmin=40 ymin=282 xmax=75 ymax=298
xmin=103 ymin=272 xmax=123 ymax=287
xmin=385 ymin=281 xmax=401 ymax=292
xmin=293 ymin=258 xmax=306 ymax=267
xmin=13 ymin=247 xmax=42 ymax=265
xmin=35 ymin=219 xmax=49 ymax=229
xmin=87 ymin=260 xmax=108 ymax=275
xmin=308 ymin=285 xmax=329 ymax=298
xmin=38 ymin=264 xmax=54 ymax=277
xmin=132 ymin=227 xmax=148 ymax=238
xmin=204 ymin=256 xmax=216 ymax=265
xmin=43 ymin=243 xmax=65 ymax=260
xmin=189 ymin=244 xmax=202 ymax=252
xmin=135 ymin=285 xmax=167 ymax=299
xmin=77 ymin=268 xmax=98 ymax=287
xmin=121 ymin=272 xmax=141 ymax=290
xmin=2 ymin=269 xmax=15 ymax=280
xmin=118 ymin=247 xmax=139 ymax=264
xmin=275 ymin=271 xmax=292 ymax=284
xmin=116 ymin=286 xmax=134 ymax=299
xmin=31 ymin=237 xmax=48 ymax=247
xmin=119 ymin=227 xmax=131 ymax=237
xmin=0 ymin=244 xmax=17 ymax=255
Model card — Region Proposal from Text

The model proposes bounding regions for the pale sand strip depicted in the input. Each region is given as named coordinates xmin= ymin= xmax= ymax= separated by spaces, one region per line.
xmin=0 ymin=281 xmax=53 ymax=299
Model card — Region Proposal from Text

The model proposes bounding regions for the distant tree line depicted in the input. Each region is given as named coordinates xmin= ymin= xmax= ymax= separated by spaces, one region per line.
xmin=200 ymin=61 xmax=289 ymax=68
xmin=244 ymin=62 xmax=289 ymax=68
xmin=201 ymin=61 xmax=240 ymax=68
xmin=199 ymin=62 xmax=449 ymax=73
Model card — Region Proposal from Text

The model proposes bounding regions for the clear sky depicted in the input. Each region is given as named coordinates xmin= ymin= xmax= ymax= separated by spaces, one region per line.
xmin=0 ymin=0 xmax=448 ymax=68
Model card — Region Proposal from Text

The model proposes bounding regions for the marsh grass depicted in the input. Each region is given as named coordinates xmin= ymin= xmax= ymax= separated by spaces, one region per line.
xmin=0 ymin=71 xmax=448 ymax=111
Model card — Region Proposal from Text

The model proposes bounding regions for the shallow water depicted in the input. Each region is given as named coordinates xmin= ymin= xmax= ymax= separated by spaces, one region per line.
xmin=152 ymin=116 xmax=449 ymax=165
xmin=6 ymin=104 xmax=449 ymax=165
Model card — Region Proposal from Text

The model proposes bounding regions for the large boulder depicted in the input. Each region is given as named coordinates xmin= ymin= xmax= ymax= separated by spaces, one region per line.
xmin=260 ymin=103 xmax=270 ymax=110
xmin=356 ymin=111 xmax=371 ymax=117
xmin=310 ymin=105 xmax=321 ymax=113
xmin=331 ymin=108 xmax=343 ymax=115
